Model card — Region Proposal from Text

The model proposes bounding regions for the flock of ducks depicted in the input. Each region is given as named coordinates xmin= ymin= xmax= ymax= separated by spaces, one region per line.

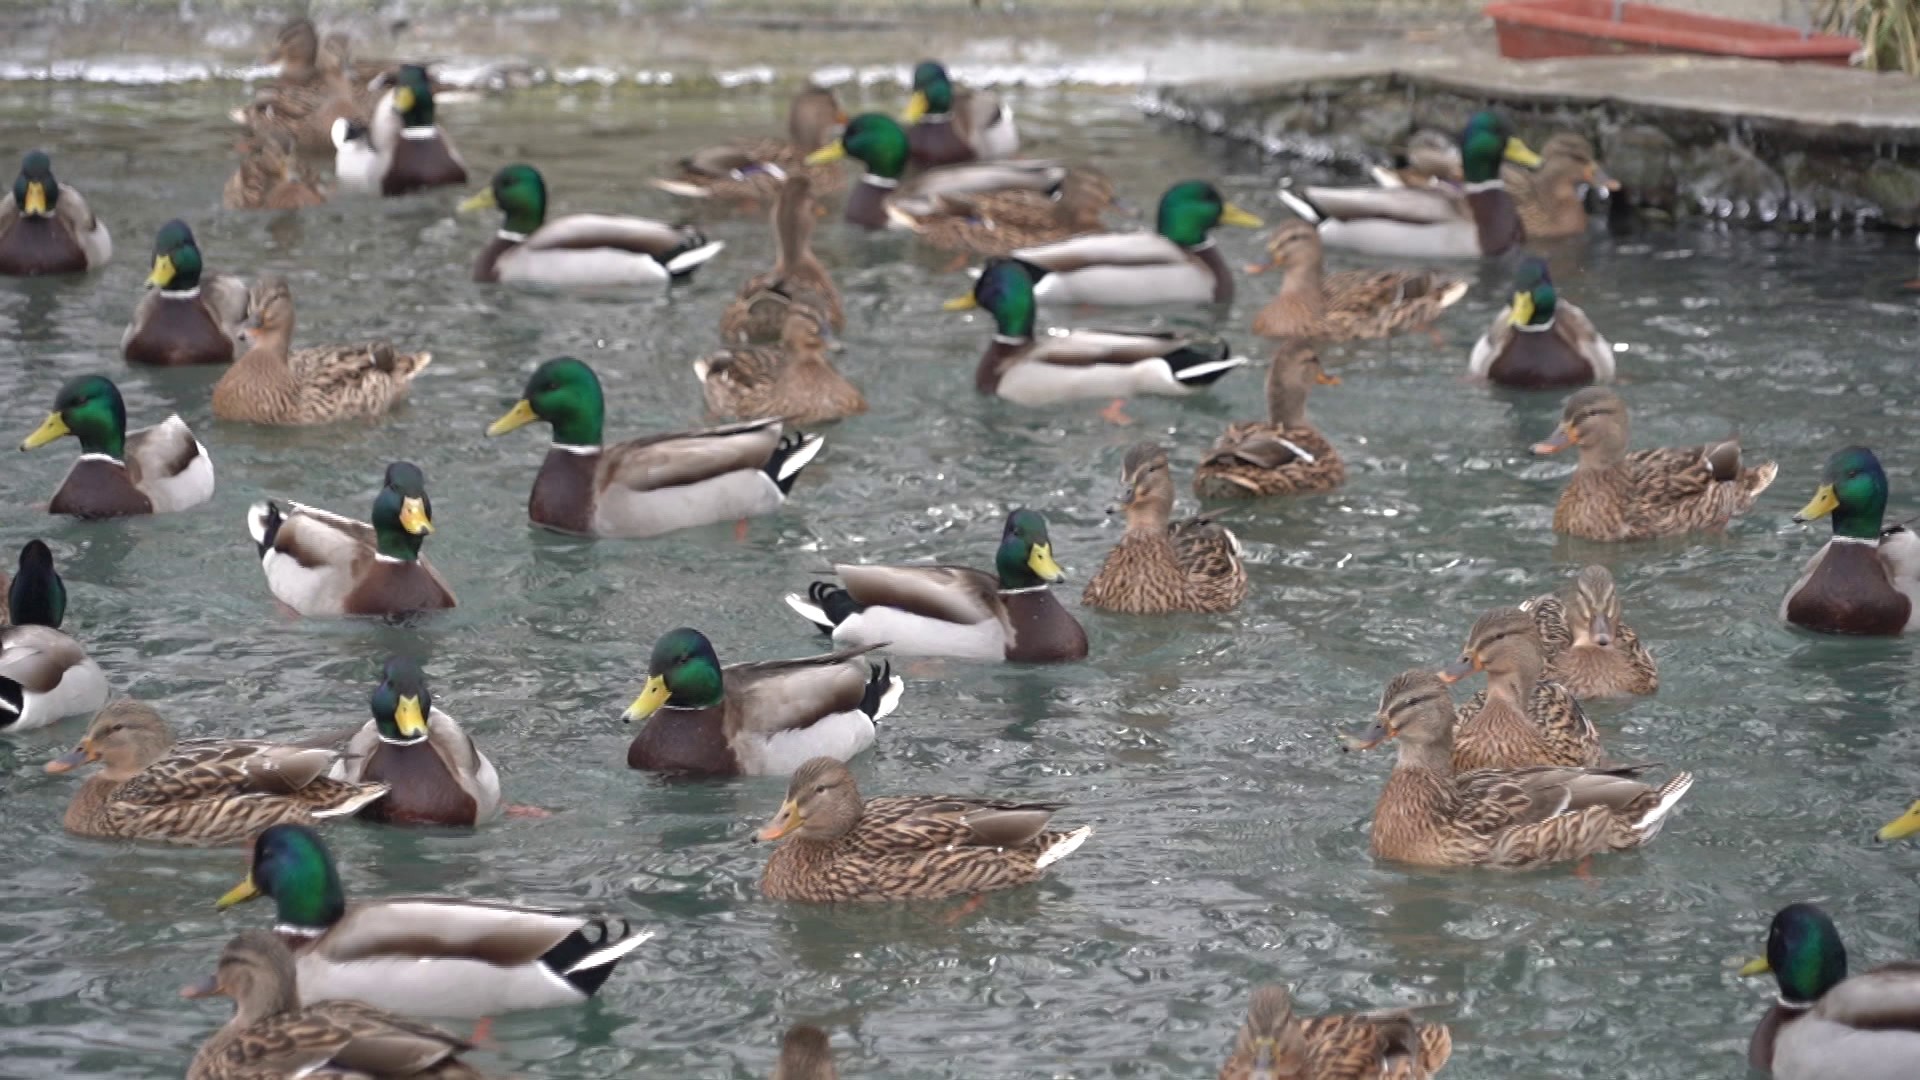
xmin=2 ymin=17 xmax=1919 ymax=1079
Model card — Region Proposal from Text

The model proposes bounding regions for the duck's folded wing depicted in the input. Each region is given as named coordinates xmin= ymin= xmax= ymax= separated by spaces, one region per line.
xmin=1452 ymin=769 xmax=1562 ymax=832
xmin=836 ymin=564 xmax=1003 ymax=625
xmin=116 ymin=739 xmax=339 ymax=804
xmin=1012 ymin=231 xmax=1186 ymax=270
xmin=1524 ymin=594 xmax=1575 ymax=652
xmin=724 ymin=645 xmax=880 ymax=735
xmin=863 ymin=795 xmax=1064 ymax=850
xmin=0 ymin=193 xmax=17 ymax=234
xmin=1025 ymin=330 xmax=1183 ymax=366
xmin=524 ymin=214 xmax=688 ymax=257
xmin=123 ymin=416 xmax=205 ymax=485
xmin=54 ymin=183 xmax=106 ymax=239
xmin=0 ymin=625 xmax=91 ymax=695
xmin=273 ymin=502 xmax=378 ymax=560
xmin=204 ymin=272 xmax=251 ymax=339
xmin=319 ymin=898 xmax=585 ymax=963
xmin=603 ymin=418 xmax=783 ymax=491
xmin=321 ymin=1001 xmax=473 ymax=1075
xmin=1467 ymin=308 xmax=1515 ymax=378
xmin=901 ymin=161 xmax=1064 ymax=203
xmin=1815 ymin=961 xmax=1920 ymax=1029
xmin=1302 ymin=184 xmax=1465 ymax=225
xmin=1625 ymin=446 xmax=1720 ymax=504
xmin=1554 ymin=300 xmax=1615 ymax=382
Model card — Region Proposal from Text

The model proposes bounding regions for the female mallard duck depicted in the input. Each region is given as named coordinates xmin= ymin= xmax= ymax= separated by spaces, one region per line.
xmin=1532 ymin=388 xmax=1777 ymax=541
xmin=1279 ymin=112 xmax=1540 ymax=259
xmin=1468 ymin=257 xmax=1612 ymax=389
xmin=1504 ymin=133 xmax=1614 ymax=241
xmin=43 ymin=700 xmax=388 ymax=845
xmin=486 ymin=357 xmax=824 ymax=538
xmin=358 ymin=65 xmax=467 ymax=197
xmin=1194 ymin=346 xmax=1345 ymax=499
xmin=1368 ymin=129 xmax=1463 ymax=189
xmin=248 ymin=461 xmax=456 ymax=618
xmin=233 ymin=19 xmax=366 ymax=158
xmin=460 ymin=163 xmax=723 ymax=288
xmin=901 ymin=60 xmax=1018 ymax=167
xmin=695 ymin=312 xmax=867 ymax=426
xmin=330 ymin=658 xmax=500 ymax=826
xmin=718 ymin=174 xmax=844 ymax=344
xmin=19 ymin=374 xmax=215 ymax=518
xmin=651 ymin=86 xmax=848 ymax=205
xmin=755 ymin=756 xmax=1090 ymax=902
xmin=1248 ymin=219 xmax=1467 ymax=342
xmin=0 ymin=150 xmax=111 ymax=275
xmin=222 ymin=133 xmax=328 ymax=211
xmin=1782 ymin=446 xmax=1920 ymax=635
xmin=1002 ymin=180 xmax=1263 ymax=307
xmin=1438 ymin=607 xmax=1602 ymax=771
xmin=1084 ymin=443 xmax=1248 ymax=614
xmin=185 ymin=931 xmax=484 ymax=1080
xmin=213 ymin=276 xmax=430 ymax=425
xmin=946 ymin=259 xmax=1246 ymax=414
xmin=122 ymin=220 xmax=249 ymax=366
xmin=217 ymin=824 xmax=653 ymax=1017
xmin=1220 ymin=984 xmax=1452 ymax=1080
xmin=1524 ymin=565 xmax=1659 ymax=698
xmin=1344 ymin=670 xmax=1692 ymax=869
xmin=1 ymin=540 xmax=109 ymax=730
xmin=775 ymin=1025 xmax=838 ymax=1080
xmin=621 ymin=627 xmax=903 ymax=777
xmin=1739 ymin=903 xmax=1920 ymax=1080
xmin=783 ymin=508 xmax=1088 ymax=663
xmin=884 ymin=164 xmax=1115 ymax=258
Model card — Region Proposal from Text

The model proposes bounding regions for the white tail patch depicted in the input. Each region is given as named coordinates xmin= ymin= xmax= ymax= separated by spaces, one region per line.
xmin=1751 ymin=461 xmax=1780 ymax=495
xmin=648 ymin=178 xmax=712 ymax=199
xmin=1036 ymin=825 xmax=1092 ymax=869
xmin=692 ymin=357 xmax=713 ymax=384
xmin=783 ymin=593 xmax=834 ymax=631
xmin=1437 ymin=281 xmax=1470 ymax=309
xmin=1368 ymin=165 xmax=1404 ymax=188
xmin=1275 ymin=437 xmax=1315 ymax=464
xmin=246 ymin=501 xmax=276 ymax=550
xmin=564 ymin=927 xmax=654 ymax=976
xmin=1633 ymin=772 xmax=1695 ymax=834
xmin=774 ymin=433 xmax=825 ymax=482
xmin=311 ymin=783 xmax=391 ymax=818
xmin=1276 ymin=187 xmax=1321 ymax=224
xmin=665 ymin=240 xmax=725 ymax=275
xmin=883 ymin=203 xmax=924 ymax=230
xmin=1173 ymin=355 xmax=1249 ymax=383
xmin=873 ymin=675 xmax=905 ymax=720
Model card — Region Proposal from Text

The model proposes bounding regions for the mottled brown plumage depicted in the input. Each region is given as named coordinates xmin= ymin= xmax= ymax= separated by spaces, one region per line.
xmin=886 ymin=166 xmax=1115 ymax=258
xmin=234 ymin=20 xmax=368 ymax=157
xmin=697 ymin=312 xmax=866 ymax=426
xmin=1220 ymin=984 xmax=1453 ymax=1080
xmin=719 ymin=174 xmax=844 ymax=344
xmin=1250 ymin=220 xmax=1466 ymax=342
xmin=213 ymin=276 xmax=430 ymax=426
xmin=1503 ymin=133 xmax=1612 ymax=241
xmin=222 ymin=134 xmax=328 ymax=211
xmin=1195 ymin=346 xmax=1346 ymax=499
xmin=1525 ymin=565 xmax=1658 ymax=699
xmin=1441 ymin=607 xmax=1603 ymax=771
xmin=1373 ymin=129 xmax=1464 ymax=189
xmin=653 ymin=87 xmax=849 ymax=206
xmin=773 ymin=1025 xmax=839 ymax=1080
xmin=1085 ymin=443 xmax=1247 ymax=614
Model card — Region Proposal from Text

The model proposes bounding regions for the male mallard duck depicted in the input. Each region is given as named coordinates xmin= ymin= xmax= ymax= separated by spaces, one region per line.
xmin=19 ymin=374 xmax=215 ymax=518
xmin=122 ymin=219 xmax=249 ymax=366
xmin=1368 ymin=129 xmax=1463 ymax=189
xmin=1532 ymin=388 xmax=1777 ymax=541
xmin=755 ymin=756 xmax=1090 ymax=902
xmin=651 ymin=86 xmax=848 ymax=205
xmin=1505 ymin=133 xmax=1614 ymax=241
xmin=1084 ymin=443 xmax=1248 ymax=614
xmin=774 ymin=1025 xmax=838 ymax=1080
xmin=247 ymin=461 xmax=456 ymax=617
xmin=696 ymin=311 xmax=866 ymax=426
xmin=218 ymin=823 xmax=652 ymax=1017
xmin=1782 ymin=446 xmax=1920 ymax=635
xmin=1468 ymin=257 xmax=1612 ymax=389
xmin=1523 ymin=565 xmax=1659 ymax=698
xmin=1438 ymin=607 xmax=1602 ymax=771
xmin=1194 ymin=346 xmax=1345 ymax=499
xmin=902 ymin=60 xmax=1018 ymax=167
xmin=213 ymin=275 xmax=431 ymax=425
xmin=947 ymin=259 xmax=1246 ymax=412
xmin=1738 ymin=902 xmax=1920 ymax=1080
xmin=1249 ymin=218 xmax=1467 ymax=342
xmin=358 ymin=65 xmax=467 ymax=197
xmin=1279 ymin=112 xmax=1540 ymax=259
xmin=621 ymin=627 xmax=902 ymax=777
xmin=222 ymin=133 xmax=329 ymax=211
xmin=1219 ymin=984 xmax=1452 ymax=1080
xmin=0 ymin=150 xmax=111 ymax=275
xmin=784 ymin=508 xmax=1088 ymax=663
xmin=718 ymin=175 xmax=842 ymax=345
xmin=1344 ymin=670 xmax=1692 ymax=869
xmin=1 ymin=540 xmax=109 ymax=730
xmin=487 ymin=357 xmax=824 ymax=538
xmin=185 ymin=930 xmax=486 ymax=1080
xmin=44 ymin=699 xmax=387 ymax=845
xmin=1004 ymin=180 xmax=1263 ymax=307
xmin=330 ymin=658 xmax=500 ymax=826
xmin=460 ymin=163 xmax=722 ymax=288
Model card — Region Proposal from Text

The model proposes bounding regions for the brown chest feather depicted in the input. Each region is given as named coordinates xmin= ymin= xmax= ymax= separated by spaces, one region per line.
xmin=1488 ymin=328 xmax=1594 ymax=389
xmin=340 ymin=561 xmax=456 ymax=616
xmin=0 ymin=216 xmax=88 ymax=275
xmin=1787 ymin=542 xmax=1912 ymax=635
xmin=125 ymin=298 xmax=233 ymax=366
xmin=529 ymin=449 xmax=599 ymax=535
xmin=383 ymin=136 xmax=468 ymax=196
xmin=908 ymin=120 xmax=974 ymax=169
xmin=358 ymin=741 xmax=478 ymax=825
xmin=1002 ymin=589 xmax=1088 ymax=663
xmin=50 ymin=458 xmax=154 ymax=518
xmin=626 ymin=707 xmax=741 ymax=776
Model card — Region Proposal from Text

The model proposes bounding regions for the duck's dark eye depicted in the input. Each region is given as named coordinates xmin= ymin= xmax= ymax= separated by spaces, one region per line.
xmin=814 ymin=784 xmax=828 ymax=794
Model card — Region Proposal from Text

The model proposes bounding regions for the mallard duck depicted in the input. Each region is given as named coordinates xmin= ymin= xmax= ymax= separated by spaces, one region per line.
xmin=487 ymin=357 xmax=824 ymax=538
xmin=232 ymin=19 xmax=369 ymax=158
xmin=884 ymin=164 xmax=1115 ymax=258
xmin=1438 ymin=607 xmax=1602 ymax=771
xmin=902 ymin=60 xmax=1018 ymax=167
xmin=330 ymin=658 xmax=500 ymax=826
xmin=774 ymin=1025 xmax=838 ymax=1080
xmin=946 ymin=259 xmax=1246 ymax=410
xmin=1 ymin=540 xmax=109 ymax=730
xmin=44 ymin=700 xmax=387 ymax=845
xmin=1083 ymin=443 xmax=1248 ymax=614
xmin=356 ymin=65 xmax=467 ymax=197
xmin=1467 ymin=257 xmax=1612 ymax=389
xmin=622 ymin=627 xmax=902 ymax=777
xmin=1532 ymin=388 xmax=1777 ymax=541
xmin=755 ymin=756 xmax=1090 ymax=902
xmin=1505 ymin=133 xmax=1614 ymax=241
xmin=218 ymin=823 xmax=653 ymax=1017
xmin=185 ymin=930 xmax=486 ymax=1080
xmin=1279 ymin=112 xmax=1540 ymax=259
xmin=696 ymin=312 xmax=866 ymax=426
xmin=222 ymin=133 xmax=329 ymax=211
xmin=0 ymin=150 xmax=111 ymax=275
xmin=460 ymin=163 xmax=722 ymax=288
xmin=1002 ymin=180 xmax=1263 ymax=307
xmin=122 ymin=220 xmax=249 ymax=367
xmin=19 ymin=375 xmax=215 ymax=518
xmin=650 ymin=86 xmax=848 ymax=204
xmin=248 ymin=461 xmax=457 ymax=617
xmin=784 ymin=508 xmax=1088 ymax=663
xmin=1193 ymin=346 xmax=1346 ymax=499
xmin=1344 ymin=670 xmax=1692 ymax=869
xmin=1524 ymin=565 xmax=1659 ymax=698
xmin=1249 ymin=219 xmax=1467 ymax=342
xmin=1219 ymin=984 xmax=1452 ymax=1080
xmin=1781 ymin=446 xmax=1920 ymax=635
xmin=719 ymin=174 xmax=843 ymax=344
xmin=1368 ymin=129 xmax=1463 ymax=189
xmin=1738 ymin=903 xmax=1920 ymax=1080
xmin=213 ymin=276 xmax=430 ymax=426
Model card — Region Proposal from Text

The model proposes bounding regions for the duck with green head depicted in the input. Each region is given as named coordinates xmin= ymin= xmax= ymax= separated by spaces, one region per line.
xmin=0 ymin=150 xmax=111 ymax=275
xmin=806 ymin=113 xmax=1070 ymax=232
xmin=367 ymin=64 xmax=467 ymax=196
xmin=1468 ymin=256 xmax=1614 ymax=388
xmin=19 ymin=374 xmax=215 ymax=518
xmin=331 ymin=657 xmax=501 ymax=826
xmin=783 ymin=508 xmax=1089 ymax=663
xmin=122 ymin=219 xmax=248 ymax=366
xmin=486 ymin=356 xmax=824 ymax=538
xmin=1782 ymin=446 xmax=1920 ymax=635
xmin=459 ymin=163 xmax=722 ymax=287
xmin=0 ymin=538 xmax=108 ymax=731
xmin=998 ymin=179 xmax=1263 ymax=307
xmin=1738 ymin=902 xmax=1920 ymax=1079
xmin=217 ymin=823 xmax=654 ymax=1017
xmin=900 ymin=60 xmax=1018 ymax=168
xmin=247 ymin=461 xmax=457 ymax=617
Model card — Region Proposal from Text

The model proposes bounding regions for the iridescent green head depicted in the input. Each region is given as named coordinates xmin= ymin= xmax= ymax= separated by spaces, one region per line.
xmin=907 ymin=61 xmax=955 ymax=118
xmin=460 ymin=164 xmax=547 ymax=235
xmin=995 ymin=509 xmax=1065 ymax=589
xmin=371 ymin=461 xmax=436 ymax=562
xmin=1742 ymin=903 xmax=1848 ymax=1005
xmin=1509 ymin=257 xmax=1557 ymax=327
xmin=216 ymin=823 xmax=347 ymax=931
xmin=146 ymin=219 xmax=205 ymax=292
xmin=1155 ymin=181 xmax=1263 ymax=248
xmin=20 ymin=375 xmax=130 ymax=459
xmin=391 ymin=65 xmax=436 ymax=127
xmin=811 ymin=114 xmax=910 ymax=180
xmin=957 ymin=259 xmax=1038 ymax=338
xmin=487 ymin=357 xmax=606 ymax=447
xmin=1459 ymin=111 xmax=1541 ymax=184
xmin=1795 ymin=446 xmax=1888 ymax=540
xmin=371 ymin=657 xmax=433 ymax=744
xmin=14 ymin=151 xmax=57 ymax=215
xmin=9 ymin=540 xmax=66 ymax=629
xmin=624 ymin=627 xmax=724 ymax=721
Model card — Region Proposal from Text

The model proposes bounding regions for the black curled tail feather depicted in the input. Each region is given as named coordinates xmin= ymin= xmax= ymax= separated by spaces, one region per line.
xmin=763 ymin=432 xmax=822 ymax=495
xmin=1164 ymin=339 xmax=1241 ymax=387
xmin=665 ymin=228 xmax=712 ymax=282
xmin=808 ymin=581 xmax=862 ymax=628
xmin=859 ymin=660 xmax=893 ymax=720
xmin=253 ymin=502 xmax=286 ymax=558
xmin=0 ymin=679 xmax=23 ymax=728
xmin=540 ymin=917 xmax=632 ymax=999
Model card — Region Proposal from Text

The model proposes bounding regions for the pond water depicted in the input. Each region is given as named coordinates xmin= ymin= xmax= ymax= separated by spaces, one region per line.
xmin=2 ymin=74 xmax=1920 ymax=1079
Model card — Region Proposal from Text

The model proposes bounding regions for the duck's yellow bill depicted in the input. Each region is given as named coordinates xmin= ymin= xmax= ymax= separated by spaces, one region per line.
xmin=146 ymin=254 xmax=176 ymax=289
xmin=1027 ymin=542 xmax=1064 ymax=582
xmin=1878 ymin=801 xmax=1920 ymax=842
xmin=1531 ymin=425 xmax=1574 ymax=455
xmin=903 ymin=90 xmax=931 ymax=123
xmin=20 ymin=412 xmax=70 ymax=451
xmin=457 ymin=188 xmax=497 ymax=213
xmin=22 ymin=181 xmax=47 ymax=215
xmin=804 ymin=142 xmax=846 ymax=167
xmin=623 ymin=675 xmax=671 ymax=722
xmin=487 ymin=399 xmax=538 ymax=437
xmin=756 ymin=798 xmax=802 ymax=842
xmin=1219 ymin=203 xmax=1264 ymax=229
xmin=399 ymin=496 xmax=433 ymax=536
xmin=393 ymin=86 xmax=416 ymax=114
xmin=1504 ymin=136 xmax=1543 ymax=168
xmin=942 ymin=294 xmax=978 ymax=312
xmin=216 ymin=875 xmax=262 ymax=910
xmin=1510 ymin=291 xmax=1535 ymax=326
xmin=395 ymin=695 xmax=428 ymax=738
xmin=1737 ymin=957 xmax=1771 ymax=977
xmin=1793 ymin=484 xmax=1839 ymax=524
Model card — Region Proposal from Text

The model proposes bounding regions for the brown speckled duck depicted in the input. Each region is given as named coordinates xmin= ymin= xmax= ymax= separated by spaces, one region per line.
xmin=330 ymin=659 xmax=500 ymax=827
xmin=222 ymin=134 xmax=329 ymax=211
xmin=1085 ymin=443 xmax=1247 ymax=614
xmin=1782 ymin=447 xmax=1920 ymax=636
xmin=1439 ymin=607 xmax=1603 ymax=771
xmin=1194 ymin=346 xmax=1345 ymax=500
xmin=1533 ymin=388 xmax=1777 ymax=541
xmin=719 ymin=174 xmax=844 ymax=344
xmin=213 ymin=276 xmax=431 ymax=426
xmin=1505 ymin=133 xmax=1614 ymax=241
xmin=1219 ymin=984 xmax=1453 ymax=1080
xmin=755 ymin=756 xmax=1091 ymax=902
xmin=774 ymin=1025 xmax=839 ymax=1080
xmin=1524 ymin=565 xmax=1659 ymax=698
xmin=0 ymin=150 xmax=112 ymax=275
xmin=695 ymin=312 xmax=866 ymax=426
xmin=122 ymin=220 xmax=249 ymax=367
xmin=651 ymin=86 xmax=848 ymax=206
xmin=1248 ymin=219 xmax=1466 ymax=342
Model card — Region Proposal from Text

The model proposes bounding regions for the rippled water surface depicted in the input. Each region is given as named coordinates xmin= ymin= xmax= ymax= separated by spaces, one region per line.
xmin=4 ymin=76 xmax=1920 ymax=1079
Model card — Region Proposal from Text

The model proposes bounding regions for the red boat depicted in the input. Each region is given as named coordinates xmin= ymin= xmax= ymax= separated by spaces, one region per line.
xmin=1484 ymin=0 xmax=1860 ymax=64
